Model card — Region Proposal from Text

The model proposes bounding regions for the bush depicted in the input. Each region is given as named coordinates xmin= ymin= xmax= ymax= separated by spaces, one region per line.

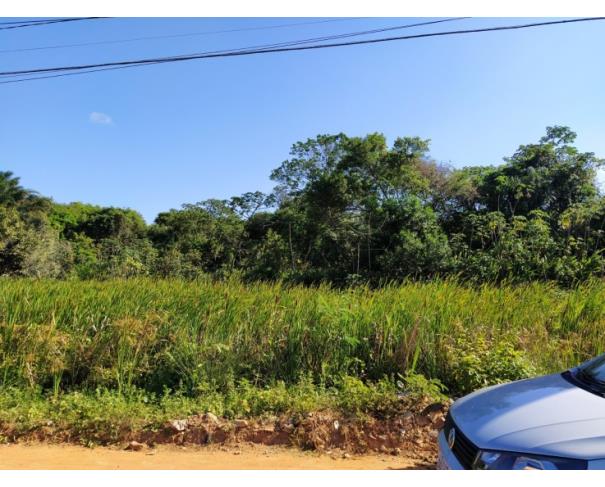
xmin=442 ymin=327 xmax=537 ymax=395
xmin=399 ymin=371 xmax=448 ymax=403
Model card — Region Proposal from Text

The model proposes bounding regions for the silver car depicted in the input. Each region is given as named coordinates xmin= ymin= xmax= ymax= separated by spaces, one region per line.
xmin=437 ymin=354 xmax=605 ymax=469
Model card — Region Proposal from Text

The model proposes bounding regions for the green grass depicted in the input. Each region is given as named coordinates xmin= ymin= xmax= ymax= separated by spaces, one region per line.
xmin=0 ymin=376 xmax=409 ymax=444
xmin=0 ymin=277 xmax=604 ymax=401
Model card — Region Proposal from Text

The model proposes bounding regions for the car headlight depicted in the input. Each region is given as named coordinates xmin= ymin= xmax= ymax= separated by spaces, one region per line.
xmin=473 ymin=450 xmax=587 ymax=470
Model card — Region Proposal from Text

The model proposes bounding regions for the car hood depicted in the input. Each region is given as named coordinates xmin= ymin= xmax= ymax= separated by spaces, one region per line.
xmin=450 ymin=372 xmax=605 ymax=460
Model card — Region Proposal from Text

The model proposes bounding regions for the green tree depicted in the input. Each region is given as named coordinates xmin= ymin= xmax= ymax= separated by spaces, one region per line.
xmin=477 ymin=126 xmax=602 ymax=218
xmin=150 ymin=200 xmax=245 ymax=277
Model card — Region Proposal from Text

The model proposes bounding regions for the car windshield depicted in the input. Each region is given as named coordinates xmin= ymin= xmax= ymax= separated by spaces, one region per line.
xmin=577 ymin=354 xmax=605 ymax=385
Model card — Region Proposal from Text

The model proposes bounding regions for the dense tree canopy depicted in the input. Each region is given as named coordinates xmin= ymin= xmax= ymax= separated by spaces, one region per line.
xmin=1 ymin=126 xmax=603 ymax=285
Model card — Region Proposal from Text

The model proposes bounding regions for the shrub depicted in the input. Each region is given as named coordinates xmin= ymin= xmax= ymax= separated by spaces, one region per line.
xmin=442 ymin=328 xmax=537 ymax=395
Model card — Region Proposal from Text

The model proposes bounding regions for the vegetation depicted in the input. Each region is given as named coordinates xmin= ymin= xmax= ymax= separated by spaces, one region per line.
xmin=1 ymin=126 xmax=604 ymax=440
xmin=0 ymin=377 xmax=407 ymax=444
xmin=1 ymin=278 xmax=603 ymax=400
xmin=1 ymin=126 xmax=603 ymax=285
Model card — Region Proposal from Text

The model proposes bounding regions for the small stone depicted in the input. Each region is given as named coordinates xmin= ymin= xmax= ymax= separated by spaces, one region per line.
xmin=235 ymin=419 xmax=249 ymax=428
xmin=204 ymin=412 xmax=220 ymax=425
xmin=333 ymin=420 xmax=340 ymax=431
xmin=415 ymin=415 xmax=431 ymax=427
xmin=391 ymin=448 xmax=402 ymax=456
xmin=209 ymin=427 xmax=228 ymax=443
xmin=125 ymin=441 xmax=145 ymax=452
xmin=169 ymin=419 xmax=188 ymax=432
xmin=421 ymin=402 xmax=445 ymax=416
xmin=342 ymin=453 xmax=351 ymax=459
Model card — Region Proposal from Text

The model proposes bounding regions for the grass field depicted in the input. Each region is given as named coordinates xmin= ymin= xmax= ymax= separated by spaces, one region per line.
xmin=1 ymin=277 xmax=604 ymax=443
xmin=1 ymin=277 xmax=604 ymax=395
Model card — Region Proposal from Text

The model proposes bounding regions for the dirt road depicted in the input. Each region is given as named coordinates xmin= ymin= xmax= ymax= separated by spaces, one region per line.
xmin=0 ymin=443 xmax=432 ymax=470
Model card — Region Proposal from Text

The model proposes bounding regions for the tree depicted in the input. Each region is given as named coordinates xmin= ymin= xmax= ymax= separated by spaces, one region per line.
xmin=375 ymin=196 xmax=452 ymax=278
xmin=1 ymin=125 xmax=603 ymax=285
xmin=150 ymin=200 xmax=245 ymax=277
xmin=0 ymin=205 xmax=71 ymax=278
xmin=51 ymin=203 xmax=154 ymax=278
xmin=267 ymin=133 xmax=444 ymax=283
xmin=0 ymin=171 xmax=29 ymax=206
xmin=476 ymin=126 xmax=602 ymax=218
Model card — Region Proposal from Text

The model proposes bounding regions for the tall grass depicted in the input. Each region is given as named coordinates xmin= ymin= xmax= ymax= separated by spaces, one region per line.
xmin=0 ymin=277 xmax=604 ymax=397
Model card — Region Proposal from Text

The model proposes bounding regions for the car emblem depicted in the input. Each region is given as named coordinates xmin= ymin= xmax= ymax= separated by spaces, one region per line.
xmin=448 ymin=428 xmax=456 ymax=449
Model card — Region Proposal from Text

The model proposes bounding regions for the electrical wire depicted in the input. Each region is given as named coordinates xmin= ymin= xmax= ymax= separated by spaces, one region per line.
xmin=0 ymin=17 xmax=108 ymax=31
xmin=0 ymin=17 xmax=372 ymax=53
xmin=0 ymin=18 xmax=76 ymax=25
xmin=0 ymin=18 xmax=470 ymax=83
xmin=2 ymin=17 xmax=603 ymax=85
xmin=0 ymin=17 xmax=469 ymax=79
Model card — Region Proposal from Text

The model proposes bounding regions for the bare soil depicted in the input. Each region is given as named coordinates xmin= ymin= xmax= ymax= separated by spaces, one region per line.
xmin=0 ymin=399 xmax=448 ymax=469
xmin=2 ymin=404 xmax=446 ymax=460
xmin=0 ymin=443 xmax=434 ymax=470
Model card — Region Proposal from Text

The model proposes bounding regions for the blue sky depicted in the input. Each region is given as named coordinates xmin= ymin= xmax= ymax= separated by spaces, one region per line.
xmin=1 ymin=17 xmax=604 ymax=222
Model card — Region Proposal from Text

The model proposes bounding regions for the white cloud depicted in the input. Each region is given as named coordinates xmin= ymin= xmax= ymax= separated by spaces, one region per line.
xmin=89 ymin=112 xmax=113 ymax=125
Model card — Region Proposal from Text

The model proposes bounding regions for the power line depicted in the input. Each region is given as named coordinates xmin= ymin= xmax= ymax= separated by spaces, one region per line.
xmin=0 ymin=17 xmax=102 ymax=26
xmin=0 ymin=17 xmax=372 ymax=54
xmin=0 ymin=18 xmax=75 ymax=25
xmin=0 ymin=18 xmax=470 ymax=84
xmin=0 ymin=18 xmax=465 ymax=82
xmin=160 ymin=17 xmax=471 ymax=62
xmin=0 ymin=17 xmax=469 ymax=78
xmin=0 ymin=17 xmax=108 ymax=31
xmin=2 ymin=17 xmax=603 ymax=84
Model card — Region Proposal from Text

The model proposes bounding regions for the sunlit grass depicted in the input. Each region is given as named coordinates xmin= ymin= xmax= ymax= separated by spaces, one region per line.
xmin=0 ymin=277 xmax=603 ymax=397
